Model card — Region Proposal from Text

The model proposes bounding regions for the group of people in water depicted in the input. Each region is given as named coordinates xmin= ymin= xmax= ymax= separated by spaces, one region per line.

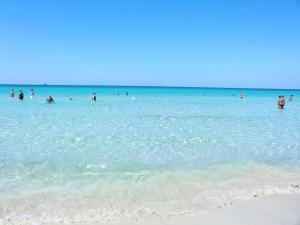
xmin=9 ymin=89 xmax=130 ymax=103
xmin=10 ymin=89 xmax=54 ymax=103
xmin=239 ymin=92 xmax=293 ymax=110
xmin=11 ymin=89 xmax=35 ymax=99
xmin=277 ymin=95 xmax=294 ymax=109
xmin=9 ymin=89 xmax=294 ymax=108
xmin=91 ymin=91 xmax=128 ymax=101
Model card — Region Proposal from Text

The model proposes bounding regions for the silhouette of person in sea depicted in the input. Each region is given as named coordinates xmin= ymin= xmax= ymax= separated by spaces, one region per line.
xmin=92 ymin=92 xmax=96 ymax=102
xmin=10 ymin=89 xmax=14 ymax=98
xmin=46 ymin=96 xmax=54 ymax=103
xmin=30 ymin=89 xmax=35 ymax=99
xmin=18 ymin=90 xmax=24 ymax=100
xmin=278 ymin=96 xmax=285 ymax=109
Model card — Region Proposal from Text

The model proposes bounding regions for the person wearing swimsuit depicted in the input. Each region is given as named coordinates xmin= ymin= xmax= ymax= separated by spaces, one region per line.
xmin=10 ymin=89 xmax=14 ymax=98
xmin=46 ymin=96 xmax=54 ymax=103
xmin=92 ymin=93 xmax=96 ymax=102
xmin=279 ymin=96 xmax=285 ymax=109
xmin=30 ymin=89 xmax=35 ymax=99
xmin=19 ymin=90 xmax=24 ymax=100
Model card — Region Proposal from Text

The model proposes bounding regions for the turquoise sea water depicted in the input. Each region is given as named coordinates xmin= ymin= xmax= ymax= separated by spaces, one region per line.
xmin=1 ymin=85 xmax=300 ymax=224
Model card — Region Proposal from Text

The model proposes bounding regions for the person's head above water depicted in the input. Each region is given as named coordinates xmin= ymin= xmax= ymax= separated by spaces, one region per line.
xmin=10 ymin=89 xmax=14 ymax=97
xmin=46 ymin=96 xmax=54 ymax=102
xmin=91 ymin=93 xmax=97 ymax=101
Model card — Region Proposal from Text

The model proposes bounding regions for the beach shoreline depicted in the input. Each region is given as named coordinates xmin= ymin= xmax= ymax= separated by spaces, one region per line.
xmin=15 ymin=193 xmax=298 ymax=225
xmin=2 ymin=191 xmax=300 ymax=225
xmin=101 ymin=193 xmax=300 ymax=225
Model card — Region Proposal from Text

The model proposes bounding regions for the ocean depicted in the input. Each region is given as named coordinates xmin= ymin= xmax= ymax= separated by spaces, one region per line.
xmin=1 ymin=85 xmax=300 ymax=224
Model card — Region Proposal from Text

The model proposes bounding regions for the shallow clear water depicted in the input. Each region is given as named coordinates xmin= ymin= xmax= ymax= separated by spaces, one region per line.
xmin=0 ymin=85 xmax=300 ymax=224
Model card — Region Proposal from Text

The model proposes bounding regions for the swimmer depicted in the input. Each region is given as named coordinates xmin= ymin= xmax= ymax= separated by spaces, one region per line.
xmin=125 ymin=91 xmax=128 ymax=96
xmin=117 ymin=92 xmax=120 ymax=96
xmin=10 ymin=89 xmax=14 ymax=98
xmin=278 ymin=96 xmax=285 ymax=109
xmin=69 ymin=97 xmax=73 ymax=101
xmin=30 ymin=89 xmax=35 ymax=99
xmin=46 ymin=96 xmax=54 ymax=103
xmin=289 ymin=95 xmax=293 ymax=102
xmin=278 ymin=96 xmax=282 ymax=109
xmin=240 ymin=92 xmax=244 ymax=99
xmin=92 ymin=92 xmax=96 ymax=102
xmin=18 ymin=90 xmax=24 ymax=100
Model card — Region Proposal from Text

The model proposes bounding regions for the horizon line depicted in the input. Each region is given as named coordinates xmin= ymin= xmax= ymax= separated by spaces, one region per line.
xmin=1 ymin=83 xmax=299 ymax=91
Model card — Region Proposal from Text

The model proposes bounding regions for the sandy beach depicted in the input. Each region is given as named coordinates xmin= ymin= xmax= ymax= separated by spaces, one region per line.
xmin=101 ymin=193 xmax=300 ymax=225
xmin=39 ymin=193 xmax=300 ymax=225
xmin=7 ymin=193 xmax=297 ymax=225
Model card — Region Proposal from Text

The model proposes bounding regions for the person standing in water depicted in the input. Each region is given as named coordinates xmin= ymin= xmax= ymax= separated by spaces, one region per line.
xmin=289 ymin=95 xmax=293 ymax=102
xmin=92 ymin=92 xmax=96 ymax=102
xmin=30 ymin=89 xmax=35 ymax=99
xmin=240 ymin=92 xmax=244 ymax=99
xmin=125 ymin=91 xmax=128 ymax=96
xmin=278 ymin=96 xmax=285 ymax=109
xmin=18 ymin=90 xmax=24 ymax=100
xmin=10 ymin=89 xmax=14 ymax=98
xmin=278 ymin=96 xmax=282 ymax=109
xmin=46 ymin=96 xmax=54 ymax=103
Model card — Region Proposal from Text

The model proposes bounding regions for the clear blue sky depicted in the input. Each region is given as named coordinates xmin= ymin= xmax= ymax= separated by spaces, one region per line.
xmin=0 ymin=0 xmax=300 ymax=88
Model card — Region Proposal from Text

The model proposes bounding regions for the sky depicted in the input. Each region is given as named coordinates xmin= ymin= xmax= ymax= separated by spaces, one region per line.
xmin=0 ymin=0 xmax=300 ymax=88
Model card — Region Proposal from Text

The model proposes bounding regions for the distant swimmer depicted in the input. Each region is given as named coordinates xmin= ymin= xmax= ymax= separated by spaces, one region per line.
xmin=10 ymin=89 xmax=14 ymax=98
xmin=117 ymin=92 xmax=120 ymax=96
xmin=46 ymin=96 xmax=54 ymax=103
xmin=69 ymin=97 xmax=73 ymax=101
xmin=278 ymin=96 xmax=282 ymax=109
xmin=30 ymin=89 xmax=35 ymax=99
xmin=92 ymin=92 xmax=96 ymax=102
xmin=278 ymin=96 xmax=285 ymax=109
xmin=289 ymin=95 xmax=293 ymax=102
xmin=126 ymin=91 xmax=128 ymax=96
xmin=18 ymin=90 xmax=24 ymax=100
xmin=240 ymin=92 xmax=244 ymax=99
